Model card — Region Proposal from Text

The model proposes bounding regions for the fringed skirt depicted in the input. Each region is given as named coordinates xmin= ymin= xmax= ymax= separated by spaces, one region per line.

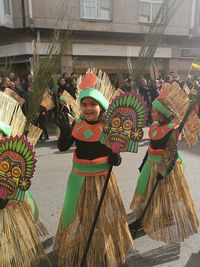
xmin=131 ymin=159 xmax=199 ymax=243
xmin=55 ymin=172 xmax=133 ymax=267
xmin=0 ymin=197 xmax=48 ymax=267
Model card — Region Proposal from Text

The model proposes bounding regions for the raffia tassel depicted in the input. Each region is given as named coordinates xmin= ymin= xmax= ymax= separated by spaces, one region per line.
xmin=0 ymin=200 xmax=49 ymax=267
xmin=35 ymin=219 xmax=49 ymax=238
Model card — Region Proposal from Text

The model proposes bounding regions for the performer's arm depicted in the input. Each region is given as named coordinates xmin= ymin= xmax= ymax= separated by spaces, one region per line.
xmin=58 ymin=133 xmax=75 ymax=151
xmin=56 ymin=118 xmax=75 ymax=151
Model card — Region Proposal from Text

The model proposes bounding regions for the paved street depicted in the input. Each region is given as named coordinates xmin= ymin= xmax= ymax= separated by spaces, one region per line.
xmin=33 ymin=127 xmax=200 ymax=267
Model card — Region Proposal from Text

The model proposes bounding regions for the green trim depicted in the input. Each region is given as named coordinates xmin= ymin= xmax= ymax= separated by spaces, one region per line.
xmin=79 ymin=88 xmax=109 ymax=111
xmin=137 ymin=154 xmax=163 ymax=193
xmin=152 ymin=99 xmax=172 ymax=118
xmin=0 ymin=121 xmax=11 ymax=136
xmin=137 ymin=161 xmax=152 ymax=194
xmin=73 ymin=161 xmax=110 ymax=173
xmin=62 ymin=172 xmax=85 ymax=228
xmin=148 ymin=154 xmax=163 ymax=163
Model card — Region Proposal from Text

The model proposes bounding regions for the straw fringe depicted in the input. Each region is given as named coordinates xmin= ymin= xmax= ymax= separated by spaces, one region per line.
xmin=55 ymin=172 xmax=133 ymax=267
xmin=131 ymin=160 xmax=199 ymax=243
xmin=161 ymin=83 xmax=200 ymax=147
xmin=0 ymin=198 xmax=48 ymax=267
xmin=0 ymin=92 xmax=26 ymax=137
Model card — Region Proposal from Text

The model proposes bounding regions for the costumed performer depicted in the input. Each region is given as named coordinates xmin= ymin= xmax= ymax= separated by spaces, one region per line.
xmin=130 ymin=94 xmax=199 ymax=244
xmin=0 ymin=92 xmax=48 ymax=267
xmin=54 ymin=72 xmax=133 ymax=267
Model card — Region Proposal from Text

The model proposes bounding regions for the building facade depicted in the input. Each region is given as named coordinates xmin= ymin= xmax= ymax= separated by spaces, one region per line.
xmin=1 ymin=0 xmax=200 ymax=81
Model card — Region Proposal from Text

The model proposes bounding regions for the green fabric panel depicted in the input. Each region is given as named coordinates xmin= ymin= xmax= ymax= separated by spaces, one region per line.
xmin=137 ymin=154 xmax=163 ymax=194
xmin=83 ymin=128 xmax=94 ymax=139
xmin=73 ymin=161 xmax=109 ymax=173
xmin=62 ymin=172 xmax=85 ymax=228
xmin=148 ymin=154 xmax=163 ymax=163
xmin=137 ymin=161 xmax=152 ymax=194
xmin=0 ymin=121 xmax=11 ymax=136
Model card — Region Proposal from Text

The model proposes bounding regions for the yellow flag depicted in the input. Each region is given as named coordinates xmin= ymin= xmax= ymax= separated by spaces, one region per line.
xmin=192 ymin=63 xmax=200 ymax=71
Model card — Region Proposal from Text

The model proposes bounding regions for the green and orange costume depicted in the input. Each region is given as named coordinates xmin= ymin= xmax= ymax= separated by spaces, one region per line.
xmin=131 ymin=99 xmax=199 ymax=243
xmin=55 ymin=83 xmax=133 ymax=267
xmin=0 ymin=92 xmax=47 ymax=267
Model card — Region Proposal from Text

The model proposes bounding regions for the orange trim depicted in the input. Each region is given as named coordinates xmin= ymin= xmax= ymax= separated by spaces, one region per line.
xmin=72 ymin=169 xmax=108 ymax=176
xmin=148 ymin=123 xmax=175 ymax=140
xmin=72 ymin=120 xmax=103 ymax=142
xmin=73 ymin=152 xmax=108 ymax=165
xmin=148 ymin=146 xmax=165 ymax=156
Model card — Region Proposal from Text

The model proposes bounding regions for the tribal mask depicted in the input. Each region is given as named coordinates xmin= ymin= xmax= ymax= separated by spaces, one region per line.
xmin=99 ymin=93 xmax=147 ymax=153
xmin=0 ymin=135 xmax=36 ymax=201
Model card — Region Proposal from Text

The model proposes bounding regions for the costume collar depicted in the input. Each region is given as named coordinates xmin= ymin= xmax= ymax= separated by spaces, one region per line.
xmin=148 ymin=122 xmax=175 ymax=140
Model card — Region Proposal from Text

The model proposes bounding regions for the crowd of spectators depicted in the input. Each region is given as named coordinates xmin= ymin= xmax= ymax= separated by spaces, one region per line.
xmin=1 ymin=69 xmax=200 ymax=141
xmin=0 ymin=71 xmax=78 ymax=142
xmin=122 ymin=72 xmax=200 ymax=125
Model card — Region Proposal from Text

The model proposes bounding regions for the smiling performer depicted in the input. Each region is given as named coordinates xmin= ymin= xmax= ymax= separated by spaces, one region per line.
xmin=55 ymin=71 xmax=134 ymax=267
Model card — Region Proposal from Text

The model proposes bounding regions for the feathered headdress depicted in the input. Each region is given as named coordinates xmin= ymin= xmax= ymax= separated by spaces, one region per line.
xmin=79 ymin=72 xmax=109 ymax=111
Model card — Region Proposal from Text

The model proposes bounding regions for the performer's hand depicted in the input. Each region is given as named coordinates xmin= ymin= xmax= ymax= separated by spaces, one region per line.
xmin=0 ymin=198 xmax=9 ymax=209
xmin=108 ymin=152 xmax=122 ymax=166
xmin=55 ymin=112 xmax=71 ymax=136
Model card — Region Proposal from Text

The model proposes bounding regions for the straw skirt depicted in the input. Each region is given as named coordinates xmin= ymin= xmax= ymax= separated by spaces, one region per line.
xmin=0 ymin=198 xmax=47 ymax=267
xmin=131 ymin=159 xmax=199 ymax=243
xmin=55 ymin=172 xmax=133 ymax=267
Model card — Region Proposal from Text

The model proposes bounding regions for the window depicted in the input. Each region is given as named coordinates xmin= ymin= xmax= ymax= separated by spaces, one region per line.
xmin=3 ymin=0 xmax=11 ymax=15
xmin=0 ymin=0 xmax=13 ymax=27
xmin=80 ymin=0 xmax=111 ymax=20
xmin=139 ymin=0 xmax=165 ymax=23
xmin=180 ymin=48 xmax=200 ymax=58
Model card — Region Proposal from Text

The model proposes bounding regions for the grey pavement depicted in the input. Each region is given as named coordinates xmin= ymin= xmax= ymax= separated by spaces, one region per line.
xmin=32 ymin=127 xmax=200 ymax=267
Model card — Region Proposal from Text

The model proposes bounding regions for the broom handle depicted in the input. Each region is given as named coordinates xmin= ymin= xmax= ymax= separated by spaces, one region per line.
xmin=80 ymin=164 xmax=113 ymax=267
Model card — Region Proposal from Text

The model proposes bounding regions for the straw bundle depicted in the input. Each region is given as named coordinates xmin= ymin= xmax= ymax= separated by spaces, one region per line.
xmin=62 ymin=90 xmax=80 ymax=119
xmin=0 ymin=92 xmax=26 ymax=139
xmin=160 ymin=82 xmax=200 ymax=147
xmin=4 ymin=87 xmax=25 ymax=107
xmin=27 ymin=124 xmax=43 ymax=146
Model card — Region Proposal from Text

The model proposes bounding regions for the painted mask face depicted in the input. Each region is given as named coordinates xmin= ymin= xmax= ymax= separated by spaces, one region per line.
xmin=99 ymin=93 xmax=147 ymax=153
xmin=0 ymin=136 xmax=36 ymax=201
xmin=0 ymin=152 xmax=27 ymax=199
xmin=106 ymin=108 xmax=135 ymax=151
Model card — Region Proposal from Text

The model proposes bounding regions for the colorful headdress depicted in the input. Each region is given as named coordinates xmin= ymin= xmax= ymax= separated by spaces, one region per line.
xmin=159 ymin=82 xmax=200 ymax=147
xmin=152 ymin=99 xmax=173 ymax=118
xmin=0 ymin=135 xmax=37 ymax=201
xmin=99 ymin=92 xmax=147 ymax=153
xmin=79 ymin=72 xmax=109 ymax=111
